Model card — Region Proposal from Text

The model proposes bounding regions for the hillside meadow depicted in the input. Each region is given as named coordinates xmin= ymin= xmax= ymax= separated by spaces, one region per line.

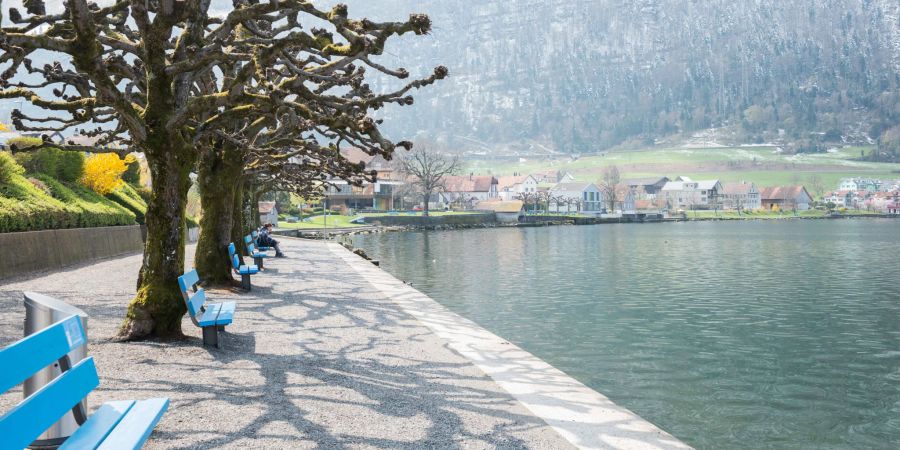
xmin=467 ymin=146 xmax=900 ymax=189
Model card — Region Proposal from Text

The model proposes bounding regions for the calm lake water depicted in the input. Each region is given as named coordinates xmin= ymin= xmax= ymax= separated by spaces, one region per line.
xmin=353 ymin=220 xmax=900 ymax=449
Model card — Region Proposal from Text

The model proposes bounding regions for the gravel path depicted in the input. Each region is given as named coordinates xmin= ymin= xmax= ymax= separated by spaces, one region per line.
xmin=0 ymin=239 xmax=574 ymax=449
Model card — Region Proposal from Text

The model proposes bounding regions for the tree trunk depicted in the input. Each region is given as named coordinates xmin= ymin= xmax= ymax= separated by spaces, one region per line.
xmin=422 ymin=191 xmax=430 ymax=216
xmin=194 ymin=146 xmax=242 ymax=286
xmin=231 ymin=179 xmax=246 ymax=256
xmin=118 ymin=144 xmax=194 ymax=340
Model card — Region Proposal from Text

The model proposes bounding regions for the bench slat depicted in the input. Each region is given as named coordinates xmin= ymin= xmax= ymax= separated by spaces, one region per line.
xmin=0 ymin=315 xmax=85 ymax=393
xmin=198 ymin=303 xmax=223 ymax=327
xmin=0 ymin=357 xmax=99 ymax=450
xmin=188 ymin=289 xmax=206 ymax=318
xmin=177 ymin=269 xmax=200 ymax=293
xmin=238 ymin=265 xmax=259 ymax=275
xmin=214 ymin=302 xmax=236 ymax=326
xmin=59 ymin=400 xmax=135 ymax=450
xmin=95 ymin=398 xmax=169 ymax=450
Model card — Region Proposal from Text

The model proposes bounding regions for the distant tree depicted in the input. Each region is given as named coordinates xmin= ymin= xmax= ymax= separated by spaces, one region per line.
xmin=807 ymin=174 xmax=825 ymax=199
xmin=598 ymin=165 xmax=621 ymax=212
xmin=536 ymin=190 xmax=552 ymax=214
xmin=517 ymin=191 xmax=538 ymax=214
xmin=397 ymin=146 xmax=460 ymax=216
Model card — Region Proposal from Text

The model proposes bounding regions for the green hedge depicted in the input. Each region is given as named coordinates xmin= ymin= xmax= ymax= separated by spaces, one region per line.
xmin=106 ymin=183 xmax=148 ymax=224
xmin=14 ymin=147 xmax=85 ymax=182
xmin=0 ymin=155 xmax=136 ymax=233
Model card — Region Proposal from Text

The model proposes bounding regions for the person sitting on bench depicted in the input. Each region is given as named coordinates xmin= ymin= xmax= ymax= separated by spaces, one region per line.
xmin=259 ymin=223 xmax=285 ymax=257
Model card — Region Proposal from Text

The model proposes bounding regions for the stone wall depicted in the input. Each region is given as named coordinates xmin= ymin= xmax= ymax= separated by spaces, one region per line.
xmin=0 ymin=225 xmax=144 ymax=280
xmin=361 ymin=213 xmax=496 ymax=227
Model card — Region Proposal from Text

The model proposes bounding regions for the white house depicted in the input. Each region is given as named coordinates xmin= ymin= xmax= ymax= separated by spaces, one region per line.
xmin=442 ymin=175 xmax=499 ymax=202
xmin=549 ymin=182 xmax=604 ymax=215
xmin=661 ymin=178 xmax=724 ymax=210
xmin=497 ymin=175 xmax=538 ymax=201
xmin=722 ymin=182 xmax=761 ymax=210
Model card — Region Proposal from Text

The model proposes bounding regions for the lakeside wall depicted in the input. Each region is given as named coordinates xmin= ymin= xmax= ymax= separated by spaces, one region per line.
xmin=360 ymin=213 xmax=497 ymax=227
xmin=0 ymin=225 xmax=144 ymax=280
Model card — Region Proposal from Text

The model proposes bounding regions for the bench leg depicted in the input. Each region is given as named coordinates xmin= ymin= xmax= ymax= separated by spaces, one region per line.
xmin=202 ymin=326 xmax=219 ymax=348
xmin=241 ymin=273 xmax=251 ymax=290
xmin=254 ymin=256 xmax=264 ymax=269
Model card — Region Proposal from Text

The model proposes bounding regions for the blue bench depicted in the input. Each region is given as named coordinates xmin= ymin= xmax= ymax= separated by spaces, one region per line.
xmin=243 ymin=235 xmax=268 ymax=269
xmin=0 ymin=315 xmax=168 ymax=449
xmin=178 ymin=269 xmax=236 ymax=348
xmin=228 ymin=243 xmax=259 ymax=290
xmin=250 ymin=230 xmax=270 ymax=251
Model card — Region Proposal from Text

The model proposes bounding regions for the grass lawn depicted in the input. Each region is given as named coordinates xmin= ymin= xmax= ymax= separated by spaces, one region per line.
xmin=278 ymin=214 xmax=365 ymax=229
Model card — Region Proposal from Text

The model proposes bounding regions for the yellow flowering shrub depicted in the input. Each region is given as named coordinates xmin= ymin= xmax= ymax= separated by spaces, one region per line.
xmin=81 ymin=153 xmax=135 ymax=195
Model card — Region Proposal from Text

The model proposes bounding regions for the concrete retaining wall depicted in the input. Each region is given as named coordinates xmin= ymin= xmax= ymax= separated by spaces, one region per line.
xmin=362 ymin=213 xmax=496 ymax=227
xmin=0 ymin=225 xmax=144 ymax=280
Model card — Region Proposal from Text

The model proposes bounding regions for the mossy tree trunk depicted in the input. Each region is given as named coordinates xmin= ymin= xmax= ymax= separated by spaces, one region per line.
xmin=194 ymin=145 xmax=242 ymax=286
xmin=118 ymin=137 xmax=195 ymax=340
xmin=230 ymin=179 xmax=245 ymax=253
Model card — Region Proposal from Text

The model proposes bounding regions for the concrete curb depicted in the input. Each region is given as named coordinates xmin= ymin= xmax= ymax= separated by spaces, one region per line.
xmin=329 ymin=243 xmax=691 ymax=450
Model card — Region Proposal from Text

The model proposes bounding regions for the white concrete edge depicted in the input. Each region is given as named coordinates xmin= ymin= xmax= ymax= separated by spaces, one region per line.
xmin=328 ymin=243 xmax=692 ymax=450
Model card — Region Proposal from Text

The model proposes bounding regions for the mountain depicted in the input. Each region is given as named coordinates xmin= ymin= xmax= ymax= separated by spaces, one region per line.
xmin=342 ymin=0 xmax=900 ymax=154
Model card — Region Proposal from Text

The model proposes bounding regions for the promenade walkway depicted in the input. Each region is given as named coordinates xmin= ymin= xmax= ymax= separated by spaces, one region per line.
xmin=0 ymin=238 xmax=687 ymax=449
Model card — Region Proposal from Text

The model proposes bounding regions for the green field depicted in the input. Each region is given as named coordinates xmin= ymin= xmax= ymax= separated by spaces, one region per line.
xmin=467 ymin=145 xmax=900 ymax=190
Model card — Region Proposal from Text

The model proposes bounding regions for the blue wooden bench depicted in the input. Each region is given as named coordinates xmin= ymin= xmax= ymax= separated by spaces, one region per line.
xmin=178 ymin=269 xmax=236 ymax=348
xmin=243 ymin=235 xmax=268 ymax=269
xmin=250 ymin=230 xmax=270 ymax=251
xmin=0 ymin=315 xmax=168 ymax=449
xmin=228 ymin=243 xmax=259 ymax=290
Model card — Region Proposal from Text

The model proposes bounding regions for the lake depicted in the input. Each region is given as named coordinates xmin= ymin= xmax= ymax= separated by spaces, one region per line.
xmin=353 ymin=219 xmax=900 ymax=449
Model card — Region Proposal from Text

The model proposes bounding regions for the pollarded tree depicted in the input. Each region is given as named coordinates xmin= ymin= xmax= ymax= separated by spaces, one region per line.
xmin=0 ymin=0 xmax=443 ymax=339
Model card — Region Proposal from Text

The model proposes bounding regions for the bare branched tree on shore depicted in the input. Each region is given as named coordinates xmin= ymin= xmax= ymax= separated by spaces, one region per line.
xmin=598 ymin=165 xmax=621 ymax=212
xmin=397 ymin=146 xmax=460 ymax=216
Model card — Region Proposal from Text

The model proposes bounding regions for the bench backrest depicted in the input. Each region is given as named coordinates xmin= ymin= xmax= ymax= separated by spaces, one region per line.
xmin=0 ymin=316 xmax=99 ymax=450
xmin=228 ymin=243 xmax=241 ymax=270
xmin=243 ymin=235 xmax=253 ymax=246
xmin=177 ymin=269 xmax=206 ymax=318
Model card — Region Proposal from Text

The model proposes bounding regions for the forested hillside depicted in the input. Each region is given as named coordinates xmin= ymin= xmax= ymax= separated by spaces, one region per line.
xmin=346 ymin=0 xmax=900 ymax=154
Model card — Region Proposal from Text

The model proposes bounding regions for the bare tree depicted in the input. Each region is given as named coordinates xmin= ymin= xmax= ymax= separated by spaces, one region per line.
xmin=807 ymin=174 xmax=825 ymax=200
xmin=598 ymin=165 xmax=621 ymax=212
xmin=397 ymin=146 xmax=460 ymax=216
xmin=517 ymin=191 xmax=538 ymax=214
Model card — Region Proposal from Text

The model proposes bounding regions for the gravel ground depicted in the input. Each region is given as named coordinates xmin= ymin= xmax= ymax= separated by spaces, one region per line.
xmin=0 ymin=239 xmax=573 ymax=449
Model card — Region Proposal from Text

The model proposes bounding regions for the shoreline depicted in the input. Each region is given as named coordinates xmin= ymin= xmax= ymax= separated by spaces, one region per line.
xmin=275 ymin=212 xmax=898 ymax=238
xmin=329 ymin=241 xmax=690 ymax=449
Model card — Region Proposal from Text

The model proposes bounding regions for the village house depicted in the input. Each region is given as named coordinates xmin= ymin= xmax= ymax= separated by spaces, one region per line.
xmin=497 ymin=174 xmax=539 ymax=201
xmin=721 ymin=182 xmax=761 ymax=210
xmin=613 ymin=185 xmax=636 ymax=214
xmin=838 ymin=178 xmax=881 ymax=193
xmin=531 ymin=169 xmax=575 ymax=184
xmin=548 ymin=182 xmax=604 ymax=215
xmin=624 ymin=177 xmax=670 ymax=198
xmin=886 ymin=193 xmax=900 ymax=215
xmin=442 ymin=175 xmax=499 ymax=202
xmin=475 ymin=200 xmax=525 ymax=223
xmin=258 ymin=201 xmax=278 ymax=225
xmin=323 ymin=148 xmax=405 ymax=210
xmin=760 ymin=186 xmax=812 ymax=211
xmin=660 ymin=177 xmax=724 ymax=210
xmin=823 ymin=190 xmax=853 ymax=208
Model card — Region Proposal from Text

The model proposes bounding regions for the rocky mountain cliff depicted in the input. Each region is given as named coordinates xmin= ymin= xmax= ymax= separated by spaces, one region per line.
xmin=343 ymin=0 xmax=900 ymax=154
